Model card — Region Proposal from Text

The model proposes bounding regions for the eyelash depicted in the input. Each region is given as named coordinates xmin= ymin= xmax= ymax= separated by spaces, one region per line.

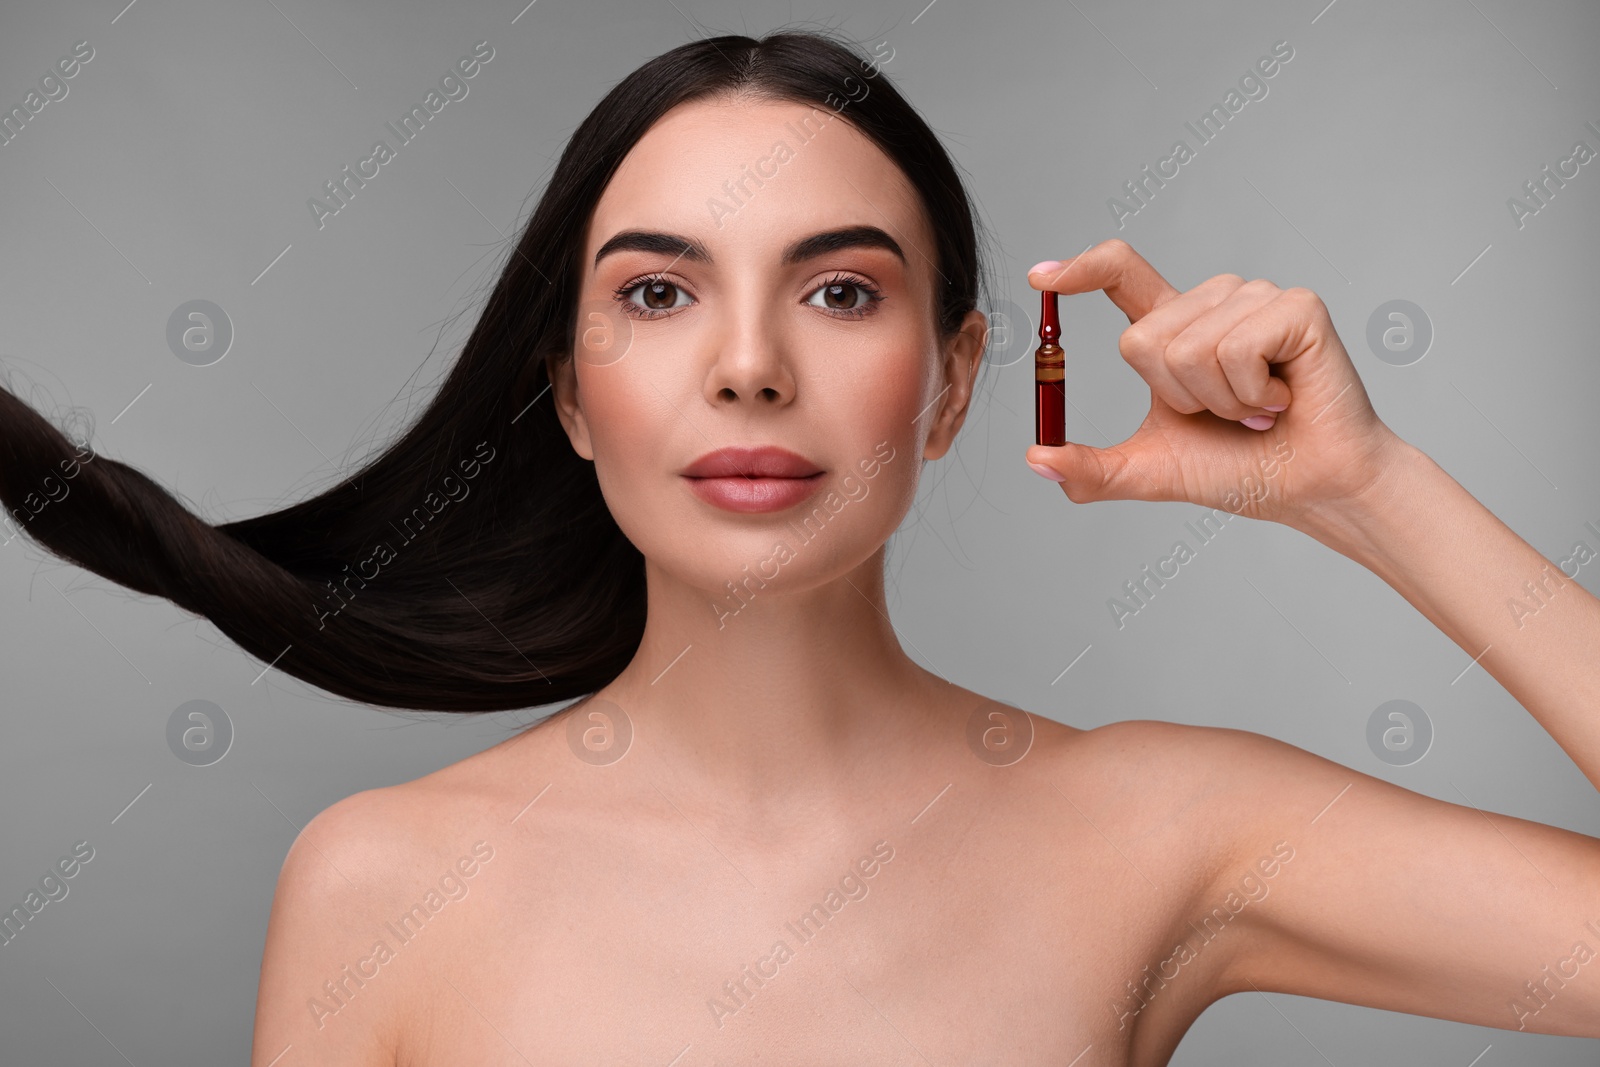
xmin=610 ymin=272 xmax=885 ymax=321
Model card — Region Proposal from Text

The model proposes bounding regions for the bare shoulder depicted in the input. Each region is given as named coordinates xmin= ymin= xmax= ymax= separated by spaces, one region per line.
xmin=1060 ymin=716 xmax=1388 ymax=832
xmin=253 ymin=784 xmax=408 ymax=1064
xmin=1026 ymin=715 xmax=1311 ymax=883
xmin=1045 ymin=714 xmax=1296 ymax=791
xmin=251 ymin=746 xmax=521 ymax=1066
xmin=1027 ymin=713 xmax=1237 ymax=785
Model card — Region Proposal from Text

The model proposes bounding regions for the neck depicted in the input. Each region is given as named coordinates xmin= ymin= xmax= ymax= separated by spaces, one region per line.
xmin=598 ymin=544 xmax=948 ymax=821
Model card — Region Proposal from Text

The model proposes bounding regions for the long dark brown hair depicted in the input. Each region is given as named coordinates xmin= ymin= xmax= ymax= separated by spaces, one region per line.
xmin=0 ymin=28 xmax=993 ymax=717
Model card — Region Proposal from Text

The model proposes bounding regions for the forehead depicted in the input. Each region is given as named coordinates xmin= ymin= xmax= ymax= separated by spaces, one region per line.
xmin=585 ymin=95 xmax=928 ymax=263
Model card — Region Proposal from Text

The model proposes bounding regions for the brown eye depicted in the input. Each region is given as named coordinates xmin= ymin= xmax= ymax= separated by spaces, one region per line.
xmin=820 ymin=283 xmax=858 ymax=309
xmin=804 ymin=276 xmax=882 ymax=318
xmin=640 ymin=280 xmax=678 ymax=310
xmin=614 ymin=276 xmax=693 ymax=317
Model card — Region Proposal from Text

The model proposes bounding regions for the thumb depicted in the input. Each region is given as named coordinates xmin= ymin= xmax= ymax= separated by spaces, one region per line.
xmin=1025 ymin=441 xmax=1167 ymax=503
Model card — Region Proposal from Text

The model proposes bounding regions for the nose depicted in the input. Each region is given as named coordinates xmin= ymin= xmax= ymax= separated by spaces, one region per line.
xmin=702 ymin=300 xmax=797 ymax=407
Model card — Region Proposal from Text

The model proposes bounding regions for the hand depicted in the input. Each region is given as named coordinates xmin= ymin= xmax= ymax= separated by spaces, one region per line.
xmin=1024 ymin=239 xmax=1405 ymax=527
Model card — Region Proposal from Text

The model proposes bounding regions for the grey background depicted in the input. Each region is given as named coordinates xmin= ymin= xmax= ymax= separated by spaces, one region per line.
xmin=2 ymin=0 xmax=1597 ymax=1062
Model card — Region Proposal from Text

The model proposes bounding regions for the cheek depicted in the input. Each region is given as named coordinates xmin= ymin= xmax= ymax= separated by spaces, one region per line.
xmin=574 ymin=364 xmax=691 ymax=541
xmin=817 ymin=351 xmax=930 ymax=521
xmin=579 ymin=362 xmax=669 ymax=462
xmin=832 ymin=341 xmax=938 ymax=453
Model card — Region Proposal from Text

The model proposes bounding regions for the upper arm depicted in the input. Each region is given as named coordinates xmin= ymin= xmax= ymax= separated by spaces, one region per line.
xmin=1190 ymin=725 xmax=1600 ymax=1037
xmin=252 ymin=790 xmax=407 ymax=1067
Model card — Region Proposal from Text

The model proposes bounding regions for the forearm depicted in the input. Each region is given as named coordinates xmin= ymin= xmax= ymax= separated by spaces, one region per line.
xmin=1292 ymin=438 xmax=1600 ymax=792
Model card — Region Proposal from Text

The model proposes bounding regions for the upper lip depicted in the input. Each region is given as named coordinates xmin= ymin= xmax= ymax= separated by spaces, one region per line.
xmin=682 ymin=446 xmax=824 ymax=479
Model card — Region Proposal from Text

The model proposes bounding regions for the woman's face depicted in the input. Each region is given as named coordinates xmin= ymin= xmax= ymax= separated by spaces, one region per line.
xmin=549 ymin=94 xmax=985 ymax=597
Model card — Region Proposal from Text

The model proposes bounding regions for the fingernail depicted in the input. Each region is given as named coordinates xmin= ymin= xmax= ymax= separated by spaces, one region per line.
xmin=1029 ymin=260 xmax=1063 ymax=277
xmin=1262 ymin=403 xmax=1288 ymax=412
xmin=1240 ymin=415 xmax=1277 ymax=431
xmin=1029 ymin=461 xmax=1066 ymax=482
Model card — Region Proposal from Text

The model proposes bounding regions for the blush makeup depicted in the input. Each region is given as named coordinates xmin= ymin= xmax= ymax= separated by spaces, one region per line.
xmin=1035 ymin=289 xmax=1065 ymax=446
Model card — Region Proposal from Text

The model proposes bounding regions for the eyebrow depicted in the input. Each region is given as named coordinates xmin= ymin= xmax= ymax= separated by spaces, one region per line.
xmin=592 ymin=225 xmax=906 ymax=271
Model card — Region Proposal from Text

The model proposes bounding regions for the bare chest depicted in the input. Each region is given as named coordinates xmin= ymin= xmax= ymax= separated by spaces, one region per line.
xmin=389 ymin=787 xmax=1212 ymax=1066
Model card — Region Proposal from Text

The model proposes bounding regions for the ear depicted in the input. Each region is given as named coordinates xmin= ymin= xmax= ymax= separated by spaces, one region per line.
xmin=921 ymin=308 xmax=988 ymax=462
xmin=545 ymin=352 xmax=595 ymax=461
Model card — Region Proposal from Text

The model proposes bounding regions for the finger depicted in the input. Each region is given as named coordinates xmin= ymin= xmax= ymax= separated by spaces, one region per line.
xmin=1214 ymin=286 xmax=1301 ymax=413
xmin=1230 ymin=287 xmax=1332 ymax=379
xmin=1027 ymin=239 xmax=1181 ymax=326
xmin=1025 ymin=440 xmax=1173 ymax=506
xmin=1163 ymin=280 xmax=1290 ymax=420
xmin=1117 ymin=273 xmax=1250 ymax=414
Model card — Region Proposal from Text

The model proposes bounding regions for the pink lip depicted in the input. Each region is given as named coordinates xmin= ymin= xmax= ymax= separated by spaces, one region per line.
xmin=681 ymin=446 xmax=827 ymax=514
xmin=681 ymin=446 xmax=823 ymax=479
xmin=685 ymin=472 xmax=827 ymax=514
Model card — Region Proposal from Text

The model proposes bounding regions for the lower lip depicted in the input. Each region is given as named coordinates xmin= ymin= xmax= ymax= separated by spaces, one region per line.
xmin=684 ymin=473 xmax=826 ymax=513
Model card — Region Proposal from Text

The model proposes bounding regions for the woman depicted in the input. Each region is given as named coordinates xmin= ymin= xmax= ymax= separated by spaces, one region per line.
xmin=4 ymin=28 xmax=1596 ymax=1066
